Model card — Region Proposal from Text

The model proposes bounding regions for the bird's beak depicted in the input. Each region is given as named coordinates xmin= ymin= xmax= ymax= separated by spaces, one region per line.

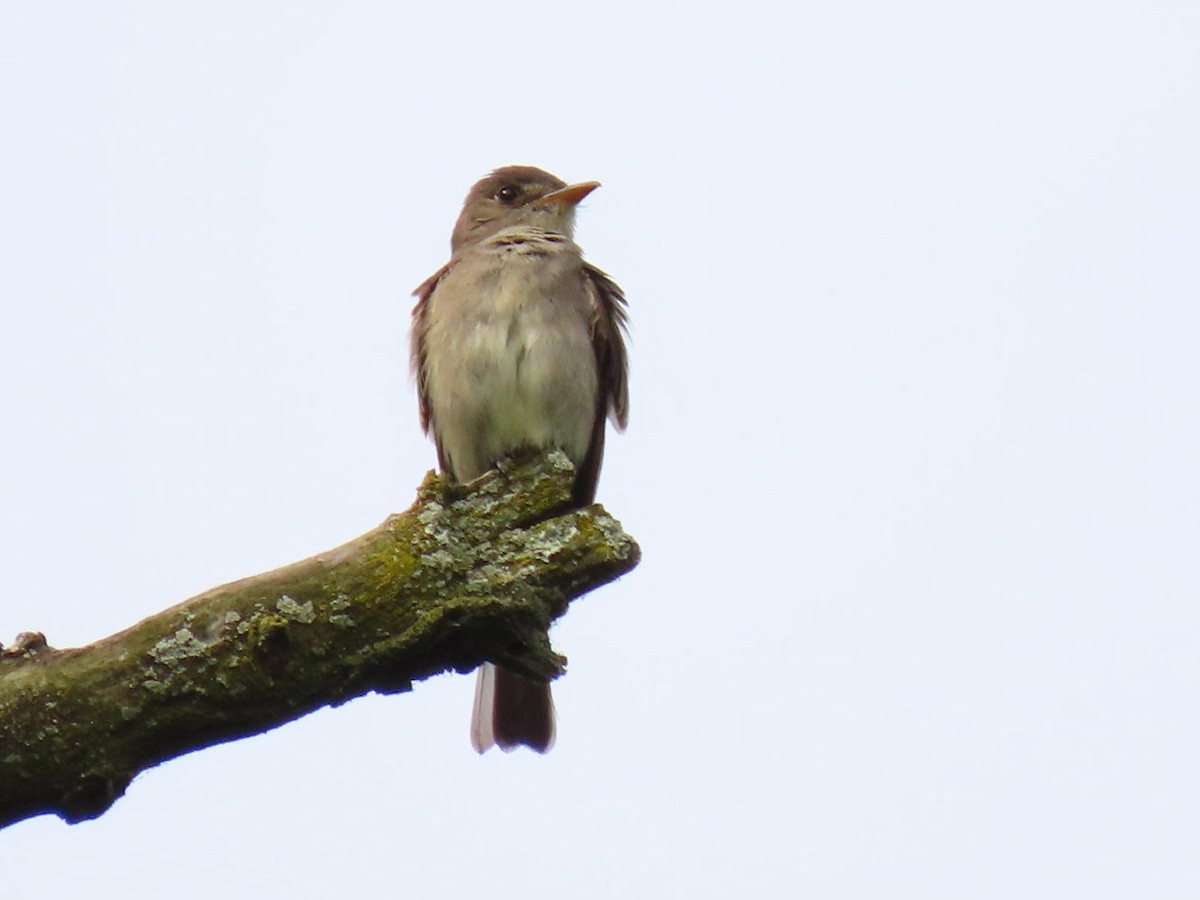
xmin=536 ymin=181 xmax=601 ymax=208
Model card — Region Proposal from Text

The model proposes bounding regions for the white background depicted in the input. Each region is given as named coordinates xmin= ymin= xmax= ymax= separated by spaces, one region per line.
xmin=3 ymin=2 xmax=1199 ymax=896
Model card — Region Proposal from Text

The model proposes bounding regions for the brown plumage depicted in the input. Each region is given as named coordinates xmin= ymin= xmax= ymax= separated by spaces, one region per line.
xmin=410 ymin=166 xmax=629 ymax=750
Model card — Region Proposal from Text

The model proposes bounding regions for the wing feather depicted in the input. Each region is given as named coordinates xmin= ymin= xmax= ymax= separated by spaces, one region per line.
xmin=410 ymin=263 xmax=452 ymax=436
xmin=573 ymin=263 xmax=630 ymax=504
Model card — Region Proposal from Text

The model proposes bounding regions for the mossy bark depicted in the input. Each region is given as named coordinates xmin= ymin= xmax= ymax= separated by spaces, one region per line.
xmin=0 ymin=451 xmax=639 ymax=828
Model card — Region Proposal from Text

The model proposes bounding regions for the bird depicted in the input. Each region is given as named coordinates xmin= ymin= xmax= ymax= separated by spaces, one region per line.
xmin=410 ymin=166 xmax=629 ymax=753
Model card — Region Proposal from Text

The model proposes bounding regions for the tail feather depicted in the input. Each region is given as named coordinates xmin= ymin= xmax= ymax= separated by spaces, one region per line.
xmin=470 ymin=663 xmax=555 ymax=753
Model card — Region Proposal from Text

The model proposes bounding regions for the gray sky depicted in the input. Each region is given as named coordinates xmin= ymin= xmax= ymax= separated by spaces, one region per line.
xmin=3 ymin=1 xmax=1199 ymax=896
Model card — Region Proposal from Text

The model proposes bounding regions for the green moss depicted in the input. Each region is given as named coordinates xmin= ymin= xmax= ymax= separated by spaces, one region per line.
xmin=246 ymin=613 xmax=289 ymax=652
xmin=0 ymin=450 xmax=640 ymax=828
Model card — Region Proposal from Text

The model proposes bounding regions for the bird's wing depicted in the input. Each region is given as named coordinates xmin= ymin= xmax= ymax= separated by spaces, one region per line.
xmin=574 ymin=263 xmax=630 ymax=505
xmin=585 ymin=263 xmax=630 ymax=430
xmin=410 ymin=263 xmax=452 ymax=438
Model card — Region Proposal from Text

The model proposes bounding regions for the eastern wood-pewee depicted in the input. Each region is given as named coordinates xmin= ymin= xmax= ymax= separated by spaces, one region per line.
xmin=410 ymin=166 xmax=629 ymax=752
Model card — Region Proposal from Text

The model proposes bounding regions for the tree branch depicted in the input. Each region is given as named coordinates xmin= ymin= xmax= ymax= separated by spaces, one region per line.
xmin=0 ymin=451 xmax=640 ymax=829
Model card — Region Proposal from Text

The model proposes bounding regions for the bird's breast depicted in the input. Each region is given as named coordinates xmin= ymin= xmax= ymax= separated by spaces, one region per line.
xmin=423 ymin=239 xmax=598 ymax=481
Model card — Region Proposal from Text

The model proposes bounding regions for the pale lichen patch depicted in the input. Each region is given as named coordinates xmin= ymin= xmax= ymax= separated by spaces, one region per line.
xmin=149 ymin=629 xmax=207 ymax=667
xmin=422 ymin=548 xmax=458 ymax=571
xmin=589 ymin=508 xmax=637 ymax=559
xmin=275 ymin=595 xmax=315 ymax=624
xmin=522 ymin=517 xmax=580 ymax=561
xmin=416 ymin=501 xmax=447 ymax=531
xmin=545 ymin=448 xmax=574 ymax=474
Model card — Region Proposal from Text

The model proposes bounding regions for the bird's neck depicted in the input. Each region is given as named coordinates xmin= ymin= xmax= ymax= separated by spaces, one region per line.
xmin=478 ymin=225 xmax=574 ymax=257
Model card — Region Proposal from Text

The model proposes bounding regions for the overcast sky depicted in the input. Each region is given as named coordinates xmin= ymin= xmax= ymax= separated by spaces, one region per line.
xmin=3 ymin=1 xmax=1199 ymax=896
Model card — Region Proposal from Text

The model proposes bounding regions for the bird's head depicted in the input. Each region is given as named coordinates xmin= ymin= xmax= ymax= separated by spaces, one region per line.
xmin=450 ymin=165 xmax=600 ymax=252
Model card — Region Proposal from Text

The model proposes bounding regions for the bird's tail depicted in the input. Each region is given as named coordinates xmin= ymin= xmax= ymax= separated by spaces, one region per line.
xmin=470 ymin=663 xmax=556 ymax=753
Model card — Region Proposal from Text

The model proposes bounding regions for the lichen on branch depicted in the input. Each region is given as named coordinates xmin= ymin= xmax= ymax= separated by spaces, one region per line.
xmin=0 ymin=451 xmax=639 ymax=829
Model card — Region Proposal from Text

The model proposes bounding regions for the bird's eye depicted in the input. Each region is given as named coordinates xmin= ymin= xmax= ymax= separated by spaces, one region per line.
xmin=495 ymin=185 xmax=520 ymax=203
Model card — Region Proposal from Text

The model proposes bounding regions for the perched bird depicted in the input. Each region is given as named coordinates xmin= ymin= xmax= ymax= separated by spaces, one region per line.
xmin=410 ymin=166 xmax=629 ymax=753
